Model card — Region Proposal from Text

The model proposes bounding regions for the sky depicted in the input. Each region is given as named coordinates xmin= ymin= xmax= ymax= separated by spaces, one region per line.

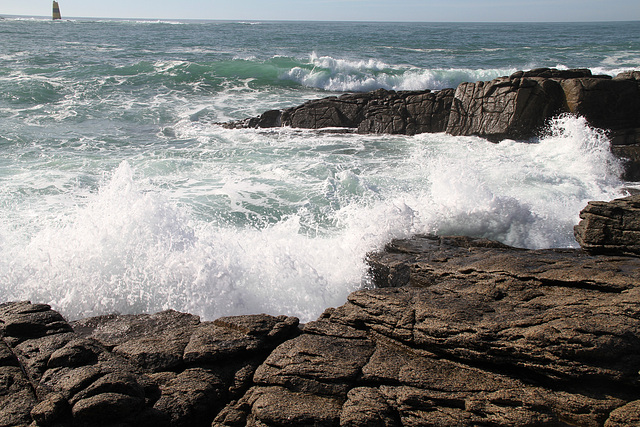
xmin=2 ymin=0 xmax=639 ymax=22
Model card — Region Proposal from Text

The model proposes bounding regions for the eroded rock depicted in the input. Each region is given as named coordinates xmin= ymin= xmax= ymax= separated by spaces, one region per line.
xmin=575 ymin=193 xmax=640 ymax=256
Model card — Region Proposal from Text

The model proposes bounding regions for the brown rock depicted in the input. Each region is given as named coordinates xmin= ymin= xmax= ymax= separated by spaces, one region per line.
xmin=446 ymin=76 xmax=566 ymax=140
xmin=0 ymin=366 xmax=37 ymax=426
xmin=561 ymin=77 xmax=640 ymax=135
xmin=605 ymin=400 xmax=640 ymax=427
xmin=30 ymin=392 xmax=68 ymax=426
xmin=71 ymin=392 xmax=144 ymax=424
xmin=152 ymin=368 xmax=224 ymax=427
xmin=0 ymin=301 xmax=73 ymax=345
xmin=574 ymin=193 xmax=640 ymax=255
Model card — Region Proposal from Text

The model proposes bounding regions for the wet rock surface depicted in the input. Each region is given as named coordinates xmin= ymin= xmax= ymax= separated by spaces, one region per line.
xmin=225 ymin=69 xmax=640 ymax=142
xmin=575 ymin=193 xmax=640 ymax=256
xmin=224 ymin=68 xmax=640 ymax=178
xmin=3 ymin=196 xmax=640 ymax=426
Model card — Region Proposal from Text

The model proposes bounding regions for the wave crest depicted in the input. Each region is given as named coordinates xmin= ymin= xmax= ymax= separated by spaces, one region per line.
xmin=280 ymin=52 xmax=516 ymax=92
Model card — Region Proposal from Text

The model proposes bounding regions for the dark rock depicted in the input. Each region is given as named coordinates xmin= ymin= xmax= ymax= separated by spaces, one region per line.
xmin=226 ymin=88 xmax=455 ymax=136
xmin=0 ymin=301 xmax=73 ymax=344
xmin=222 ymin=68 xmax=640 ymax=177
xmin=574 ymin=193 xmax=640 ymax=255
xmin=72 ymin=392 xmax=144 ymax=424
xmin=253 ymin=329 xmax=375 ymax=396
xmin=183 ymin=314 xmax=298 ymax=364
xmin=0 ymin=366 xmax=37 ymax=426
xmin=561 ymin=76 xmax=640 ymax=140
xmin=73 ymin=310 xmax=200 ymax=372
xmin=225 ymin=68 xmax=640 ymax=142
xmin=30 ymin=392 xmax=68 ymax=426
xmin=446 ymin=76 xmax=567 ymax=140
xmin=214 ymin=234 xmax=640 ymax=426
xmin=511 ymin=67 xmax=594 ymax=79
xmin=47 ymin=338 xmax=104 ymax=368
xmin=152 ymin=368 xmax=224 ymax=427
xmin=611 ymin=144 xmax=640 ymax=180
xmin=606 ymin=400 xmax=640 ymax=426
xmin=4 ymin=222 xmax=640 ymax=426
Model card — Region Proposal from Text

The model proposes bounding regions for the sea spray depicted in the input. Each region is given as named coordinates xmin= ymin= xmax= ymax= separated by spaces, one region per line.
xmin=1 ymin=18 xmax=637 ymax=323
xmin=0 ymin=116 xmax=627 ymax=324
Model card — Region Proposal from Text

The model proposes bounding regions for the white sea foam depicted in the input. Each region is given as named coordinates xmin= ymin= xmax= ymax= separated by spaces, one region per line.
xmin=281 ymin=53 xmax=516 ymax=91
xmin=0 ymin=116 xmax=625 ymax=323
xmin=2 ymin=20 xmax=636 ymax=324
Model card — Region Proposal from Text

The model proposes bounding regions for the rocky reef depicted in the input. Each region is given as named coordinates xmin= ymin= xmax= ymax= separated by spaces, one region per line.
xmin=2 ymin=194 xmax=640 ymax=426
xmin=225 ymin=68 xmax=640 ymax=179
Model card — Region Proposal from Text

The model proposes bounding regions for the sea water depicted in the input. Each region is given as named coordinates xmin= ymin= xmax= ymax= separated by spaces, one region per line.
xmin=1 ymin=19 xmax=639 ymax=321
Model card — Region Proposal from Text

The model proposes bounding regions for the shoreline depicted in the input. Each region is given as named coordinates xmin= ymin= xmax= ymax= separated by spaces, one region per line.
xmin=2 ymin=194 xmax=640 ymax=425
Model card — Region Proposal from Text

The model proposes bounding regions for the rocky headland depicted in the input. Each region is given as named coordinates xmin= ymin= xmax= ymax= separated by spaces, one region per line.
xmin=2 ymin=193 xmax=640 ymax=426
xmin=225 ymin=68 xmax=640 ymax=180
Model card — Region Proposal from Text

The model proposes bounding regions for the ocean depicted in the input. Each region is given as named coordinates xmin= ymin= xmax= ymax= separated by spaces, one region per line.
xmin=1 ymin=18 xmax=639 ymax=322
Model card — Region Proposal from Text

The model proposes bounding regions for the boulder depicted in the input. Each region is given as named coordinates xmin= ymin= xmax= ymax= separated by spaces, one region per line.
xmin=446 ymin=75 xmax=566 ymax=140
xmin=226 ymin=88 xmax=455 ymax=135
xmin=574 ymin=193 xmax=640 ymax=255
xmin=562 ymin=75 xmax=640 ymax=144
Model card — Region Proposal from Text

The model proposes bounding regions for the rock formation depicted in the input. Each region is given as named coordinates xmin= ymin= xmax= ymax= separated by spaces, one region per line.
xmin=575 ymin=193 xmax=640 ymax=255
xmin=224 ymin=68 xmax=640 ymax=179
xmin=227 ymin=88 xmax=455 ymax=136
xmin=225 ymin=68 xmax=640 ymax=142
xmin=3 ymin=196 xmax=640 ymax=426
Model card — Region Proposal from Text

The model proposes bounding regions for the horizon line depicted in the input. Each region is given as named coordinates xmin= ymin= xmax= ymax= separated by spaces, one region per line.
xmin=2 ymin=14 xmax=639 ymax=24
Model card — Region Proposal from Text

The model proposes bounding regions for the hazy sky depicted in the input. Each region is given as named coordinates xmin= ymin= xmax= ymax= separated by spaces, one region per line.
xmin=3 ymin=0 xmax=639 ymax=22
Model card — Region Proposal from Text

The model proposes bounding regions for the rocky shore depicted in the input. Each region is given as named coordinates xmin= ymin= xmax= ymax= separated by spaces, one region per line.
xmin=2 ymin=194 xmax=640 ymax=426
xmin=225 ymin=68 xmax=640 ymax=179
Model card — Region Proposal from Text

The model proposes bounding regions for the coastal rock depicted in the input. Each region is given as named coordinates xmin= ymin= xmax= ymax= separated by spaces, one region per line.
xmin=226 ymin=68 xmax=640 ymax=141
xmin=0 ymin=303 xmax=299 ymax=426
xmin=214 ymin=236 xmax=640 ymax=426
xmin=228 ymin=88 xmax=455 ymax=135
xmin=574 ymin=193 xmax=640 ymax=255
xmin=562 ymin=74 xmax=640 ymax=145
xmin=224 ymin=68 xmax=640 ymax=177
xmin=446 ymin=75 xmax=566 ymax=140
xmin=3 ymin=194 xmax=640 ymax=425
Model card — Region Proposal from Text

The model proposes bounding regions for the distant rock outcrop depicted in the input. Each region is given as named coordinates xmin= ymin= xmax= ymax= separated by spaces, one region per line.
xmin=227 ymin=87 xmax=455 ymax=135
xmin=225 ymin=68 xmax=640 ymax=142
xmin=224 ymin=68 xmax=640 ymax=179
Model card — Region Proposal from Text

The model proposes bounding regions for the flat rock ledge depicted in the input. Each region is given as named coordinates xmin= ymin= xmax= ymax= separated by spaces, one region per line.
xmin=3 ymin=195 xmax=640 ymax=427
xmin=224 ymin=68 xmax=640 ymax=179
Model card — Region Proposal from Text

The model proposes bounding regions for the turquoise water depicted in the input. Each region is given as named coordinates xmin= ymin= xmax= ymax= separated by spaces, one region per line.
xmin=1 ymin=18 xmax=638 ymax=321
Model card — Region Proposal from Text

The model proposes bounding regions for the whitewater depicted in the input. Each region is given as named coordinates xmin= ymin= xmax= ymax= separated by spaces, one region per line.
xmin=1 ymin=18 xmax=639 ymax=322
